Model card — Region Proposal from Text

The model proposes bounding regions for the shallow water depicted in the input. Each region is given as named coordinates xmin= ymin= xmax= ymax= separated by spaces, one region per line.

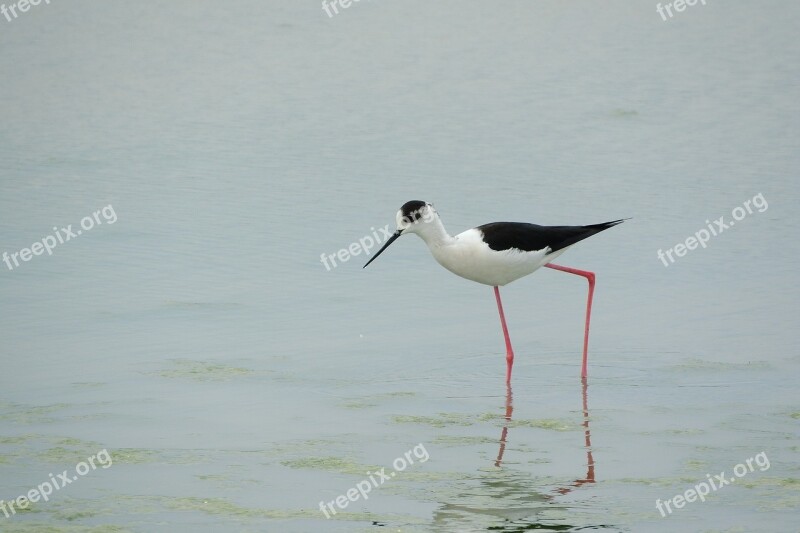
xmin=1 ymin=1 xmax=798 ymax=531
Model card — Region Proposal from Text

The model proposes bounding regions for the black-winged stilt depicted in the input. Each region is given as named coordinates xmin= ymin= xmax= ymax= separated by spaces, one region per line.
xmin=363 ymin=200 xmax=626 ymax=383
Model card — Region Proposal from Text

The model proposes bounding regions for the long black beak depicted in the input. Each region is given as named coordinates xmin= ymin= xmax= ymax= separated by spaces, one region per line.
xmin=363 ymin=230 xmax=402 ymax=268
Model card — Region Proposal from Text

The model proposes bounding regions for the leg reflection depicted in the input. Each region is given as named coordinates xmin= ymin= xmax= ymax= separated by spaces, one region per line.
xmin=556 ymin=377 xmax=595 ymax=494
xmin=494 ymin=383 xmax=513 ymax=467
xmin=494 ymin=378 xmax=596 ymax=493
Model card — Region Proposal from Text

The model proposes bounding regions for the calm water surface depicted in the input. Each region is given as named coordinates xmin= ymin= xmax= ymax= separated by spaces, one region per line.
xmin=0 ymin=1 xmax=798 ymax=531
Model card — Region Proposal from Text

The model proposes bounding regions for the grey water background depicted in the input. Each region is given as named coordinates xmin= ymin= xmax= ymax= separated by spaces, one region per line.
xmin=1 ymin=1 xmax=798 ymax=531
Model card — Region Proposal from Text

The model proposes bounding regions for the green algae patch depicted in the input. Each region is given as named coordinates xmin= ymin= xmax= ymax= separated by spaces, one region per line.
xmin=666 ymin=428 xmax=704 ymax=435
xmin=506 ymin=418 xmax=576 ymax=431
xmin=36 ymin=446 xmax=96 ymax=464
xmin=164 ymin=497 xmax=310 ymax=519
xmin=267 ymin=438 xmax=341 ymax=457
xmin=34 ymin=437 xmax=108 ymax=464
xmin=166 ymin=497 xmax=261 ymax=517
xmin=71 ymin=382 xmax=106 ymax=388
xmin=0 ymin=525 xmax=131 ymax=533
xmin=434 ymin=435 xmax=498 ymax=446
xmin=617 ymin=477 xmax=698 ymax=487
xmin=281 ymin=456 xmax=378 ymax=475
xmin=611 ymin=108 xmax=638 ymax=117
xmin=734 ymin=478 xmax=800 ymax=511
xmin=640 ymin=427 xmax=705 ymax=437
xmin=110 ymin=448 xmax=207 ymax=465
xmin=2 ymin=435 xmax=114 ymax=466
xmin=0 ymin=403 xmax=70 ymax=424
xmin=393 ymin=411 xmax=578 ymax=431
xmin=0 ymin=434 xmax=34 ymax=444
xmin=341 ymin=391 xmax=415 ymax=409
xmin=737 ymin=476 xmax=800 ymax=490
xmin=52 ymin=508 xmax=101 ymax=521
xmin=685 ymin=459 xmax=709 ymax=470
xmin=668 ymin=359 xmax=771 ymax=371
xmin=155 ymin=359 xmax=252 ymax=381
xmin=111 ymin=448 xmax=162 ymax=464
xmin=197 ymin=474 xmax=230 ymax=482
xmin=393 ymin=413 xmax=475 ymax=428
xmin=196 ymin=473 xmax=260 ymax=488
xmin=165 ymin=495 xmax=424 ymax=524
xmin=56 ymin=437 xmax=95 ymax=447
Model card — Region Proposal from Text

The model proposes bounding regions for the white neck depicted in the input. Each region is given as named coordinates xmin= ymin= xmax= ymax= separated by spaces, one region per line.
xmin=410 ymin=216 xmax=456 ymax=249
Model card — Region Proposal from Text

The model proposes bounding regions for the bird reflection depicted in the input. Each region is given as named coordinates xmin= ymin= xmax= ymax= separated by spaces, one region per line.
xmin=554 ymin=378 xmax=595 ymax=495
xmin=432 ymin=378 xmax=596 ymax=530
xmin=494 ymin=382 xmax=514 ymax=467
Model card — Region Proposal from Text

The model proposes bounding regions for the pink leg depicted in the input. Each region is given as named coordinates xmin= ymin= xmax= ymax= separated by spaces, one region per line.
xmin=493 ymin=286 xmax=514 ymax=384
xmin=544 ymin=263 xmax=596 ymax=379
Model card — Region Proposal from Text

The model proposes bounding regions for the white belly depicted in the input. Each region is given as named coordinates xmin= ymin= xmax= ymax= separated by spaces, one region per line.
xmin=429 ymin=229 xmax=568 ymax=286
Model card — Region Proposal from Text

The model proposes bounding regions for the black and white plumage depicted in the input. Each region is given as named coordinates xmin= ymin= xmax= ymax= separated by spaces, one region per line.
xmin=362 ymin=200 xmax=626 ymax=383
xmin=364 ymin=200 xmax=624 ymax=287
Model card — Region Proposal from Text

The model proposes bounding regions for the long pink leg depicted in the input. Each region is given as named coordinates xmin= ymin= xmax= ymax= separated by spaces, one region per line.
xmin=493 ymin=286 xmax=514 ymax=384
xmin=544 ymin=263 xmax=596 ymax=379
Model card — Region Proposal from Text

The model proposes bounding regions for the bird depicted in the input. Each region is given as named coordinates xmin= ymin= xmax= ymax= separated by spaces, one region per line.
xmin=363 ymin=200 xmax=626 ymax=384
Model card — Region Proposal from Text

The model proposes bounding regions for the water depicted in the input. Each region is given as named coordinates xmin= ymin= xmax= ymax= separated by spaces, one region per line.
xmin=1 ymin=1 xmax=798 ymax=531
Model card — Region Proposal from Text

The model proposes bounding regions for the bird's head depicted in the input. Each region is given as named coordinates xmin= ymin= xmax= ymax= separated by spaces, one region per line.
xmin=363 ymin=200 xmax=440 ymax=268
xmin=395 ymin=200 xmax=439 ymax=234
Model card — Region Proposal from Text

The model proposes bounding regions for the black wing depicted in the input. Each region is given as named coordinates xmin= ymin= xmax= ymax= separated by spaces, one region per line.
xmin=477 ymin=219 xmax=626 ymax=254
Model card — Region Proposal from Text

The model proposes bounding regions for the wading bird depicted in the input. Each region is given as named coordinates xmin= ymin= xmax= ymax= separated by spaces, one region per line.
xmin=363 ymin=201 xmax=625 ymax=383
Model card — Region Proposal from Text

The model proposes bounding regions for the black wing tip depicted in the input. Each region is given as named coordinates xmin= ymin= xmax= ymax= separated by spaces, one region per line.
xmin=596 ymin=217 xmax=631 ymax=229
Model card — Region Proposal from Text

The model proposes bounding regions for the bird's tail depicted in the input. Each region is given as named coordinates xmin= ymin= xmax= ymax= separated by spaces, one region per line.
xmin=544 ymin=218 xmax=629 ymax=253
xmin=584 ymin=218 xmax=630 ymax=231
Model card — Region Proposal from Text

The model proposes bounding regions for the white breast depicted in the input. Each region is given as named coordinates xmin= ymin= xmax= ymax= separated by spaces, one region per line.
xmin=429 ymin=228 xmax=566 ymax=286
